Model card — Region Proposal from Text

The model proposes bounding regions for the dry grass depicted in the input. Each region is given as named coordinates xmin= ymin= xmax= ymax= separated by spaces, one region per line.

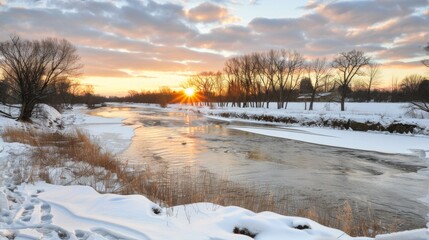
xmin=2 ymin=127 xmax=126 ymax=191
xmin=1 ymin=127 xmax=398 ymax=237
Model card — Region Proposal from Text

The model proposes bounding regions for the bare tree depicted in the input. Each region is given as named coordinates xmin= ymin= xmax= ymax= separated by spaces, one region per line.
xmin=252 ymin=53 xmax=266 ymax=107
xmin=185 ymin=72 xmax=216 ymax=106
xmin=409 ymin=80 xmax=429 ymax=113
xmin=282 ymin=50 xmax=305 ymax=109
xmin=411 ymin=43 xmax=429 ymax=113
xmin=332 ymin=50 xmax=370 ymax=111
xmin=273 ymin=50 xmax=304 ymax=109
xmin=238 ymin=55 xmax=254 ymax=107
xmin=363 ymin=63 xmax=381 ymax=102
xmin=0 ymin=35 xmax=82 ymax=121
xmin=82 ymin=84 xmax=95 ymax=108
xmin=260 ymin=50 xmax=278 ymax=108
xmin=305 ymin=57 xmax=331 ymax=110
xmin=212 ymin=71 xmax=225 ymax=107
xmin=401 ymin=74 xmax=425 ymax=101
xmin=224 ymin=57 xmax=242 ymax=107
xmin=273 ymin=50 xmax=287 ymax=109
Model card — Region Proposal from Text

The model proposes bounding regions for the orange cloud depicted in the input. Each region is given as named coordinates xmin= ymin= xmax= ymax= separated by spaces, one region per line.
xmin=186 ymin=2 xmax=239 ymax=24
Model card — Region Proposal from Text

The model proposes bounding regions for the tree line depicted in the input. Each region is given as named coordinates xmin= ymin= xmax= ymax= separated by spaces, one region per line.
xmin=126 ymin=47 xmax=429 ymax=112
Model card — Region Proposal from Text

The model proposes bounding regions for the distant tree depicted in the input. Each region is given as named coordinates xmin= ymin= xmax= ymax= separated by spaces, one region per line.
xmin=185 ymin=72 xmax=216 ymax=106
xmin=418 ymin=80 xmax=429 ymax=101
xmin=423 ymin=42 xmax=429 ymax=67
xmin=364 ymin=63 xmax=381 ymax=102
xmin=224 ymin=57 xmax=242 ymax=107
xmin=332 ymin=50 xmax=370 ymax=111
xmin=45 ymin=78 xmax=81 ymax=110
xmin=407 ymin=43 xmax=429 ymax=113
xmin=275 ymin=50 xmax=305 ymax=109
xmin=410 ymin=43 xmax=429 ymax=113
xmin=299 ymin=77 xmax=313 ymax=110
xmin=255 ymin=51 xmax=277 ymax=108
xmin=400 ymin=74 xmax=424 ymax=101
xmin=0 ymin=35 xmax=82 ymax=121
xmin=212 ymin=71 xmax=225 ymax=107
xmin=409 ymin=80 xmax=429 ymax=114
xmin=83 ymin=85 xmax=95 ymax=108
xmin=126 ymin=90 xmax=140 ymax=102
xmin=299 ymin=77 xmax=313 ymax=94
xmin=158 ymin=86 xmax=173 ymax=107
xmin=305 ymin=57 xmax=331 ymax=110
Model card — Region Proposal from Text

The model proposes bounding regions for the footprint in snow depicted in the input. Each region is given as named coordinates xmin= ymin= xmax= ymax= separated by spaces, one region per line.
xmin=92 ymin=227 xmax=139 ymax=240
xmin=19 ymin=204 xmax=35 ymax=222
xmin=41 ymin=213 xmax=53 ymax=224
xmin=38 ymin=225 xmax=71 ymax=240
xmin=0 ymin=210 xmax=12 ymax=224
xmin=75 ymin=229 xmax=111 ymax=240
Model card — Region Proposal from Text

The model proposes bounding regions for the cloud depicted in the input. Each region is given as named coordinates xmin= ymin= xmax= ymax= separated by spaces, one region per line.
xmin=186 ymin=1 xmax=238 ymax=23
xmin=0 ymin=0 xmax=227 ymax=77
xmin=1 ymin=0 xmax=428 ymax=93
xmin=314 ymin=0 xmax=428 ymax=27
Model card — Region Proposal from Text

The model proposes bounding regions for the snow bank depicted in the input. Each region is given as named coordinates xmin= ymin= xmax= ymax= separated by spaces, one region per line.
xmin=170 ymin=102 xmax=429 ymax=135
xmin=62 ymin=105 xmax=136 ymax=154
xmin=3 ymin=182 xmax=365 ymax=240
xmin=230 ymin=126 xmax=429 ymax=155
xmin=30 ymin=104 xmax=64 ymax=129
xmin=375 ymin=229 xmax=428 ymax=240
xmin=0 ymin=182 xmax=424 ymax=240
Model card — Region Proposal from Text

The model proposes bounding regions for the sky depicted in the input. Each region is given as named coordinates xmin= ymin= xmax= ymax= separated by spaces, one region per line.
xmin=0 ymin=0 xmax=428 ymax=96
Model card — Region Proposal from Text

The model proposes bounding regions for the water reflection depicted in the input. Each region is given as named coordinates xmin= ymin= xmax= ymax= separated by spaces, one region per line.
xmin=91 ymin=105 xmax=428 ymax=230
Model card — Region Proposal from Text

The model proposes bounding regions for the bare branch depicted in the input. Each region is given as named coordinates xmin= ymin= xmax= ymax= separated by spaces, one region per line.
xmin=0 ymin=35 xmax=82 ymax=121
xmin=332 ymin=50 xmax=370 ymax=110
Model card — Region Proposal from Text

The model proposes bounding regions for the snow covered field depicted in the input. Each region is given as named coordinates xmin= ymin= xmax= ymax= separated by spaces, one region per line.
xmin=0 ymin=103 xmax=428 ymax=239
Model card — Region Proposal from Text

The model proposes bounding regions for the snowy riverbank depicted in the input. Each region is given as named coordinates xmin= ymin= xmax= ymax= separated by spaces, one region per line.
xmin=158 ymin=102 xmax=429 ymax=155
xmin=173 ymin=102 xmax=429 ymax=135
xmin=0 ymin=103 xmax=428 ymax=239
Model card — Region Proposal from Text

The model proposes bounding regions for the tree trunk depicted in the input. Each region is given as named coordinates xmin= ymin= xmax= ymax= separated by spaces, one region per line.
xmin=309 ymin=90 xmax=316 ymax=110
xmin=340 ymin=85 xmax=348 ymax=111
xmin=340 ymin=96 xmax=345 ymax=111
xmin=366 ymin=89 xmax=371 ymax=102
xmin=18 ymin=101 xmax=35 ymax=122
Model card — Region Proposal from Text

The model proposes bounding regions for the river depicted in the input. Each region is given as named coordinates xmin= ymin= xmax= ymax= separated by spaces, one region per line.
xmin=91 ymin=105 xmax=428 ymax=230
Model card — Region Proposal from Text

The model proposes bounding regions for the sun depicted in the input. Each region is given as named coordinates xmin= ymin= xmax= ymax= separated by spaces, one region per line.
xmin=184 ymin=88 xmax=195 ymax=97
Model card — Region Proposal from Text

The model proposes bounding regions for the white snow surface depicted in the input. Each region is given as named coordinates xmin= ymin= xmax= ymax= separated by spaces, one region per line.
xmin=62 ymin=105 xmax=135 ymax=154
xmin=0 ymin=103 xmax=428 ymax=239
xmin=3 ymin=182 xmax=370 ymax=240
xmin=229 ymin=126 xmax=429 ymax=155
xmin=32 ymin=104 xmax=63 ymax=128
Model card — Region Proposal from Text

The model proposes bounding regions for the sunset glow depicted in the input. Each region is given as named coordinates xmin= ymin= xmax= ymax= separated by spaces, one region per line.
xmin=184 ymin=88 xmax=195 ymax=97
